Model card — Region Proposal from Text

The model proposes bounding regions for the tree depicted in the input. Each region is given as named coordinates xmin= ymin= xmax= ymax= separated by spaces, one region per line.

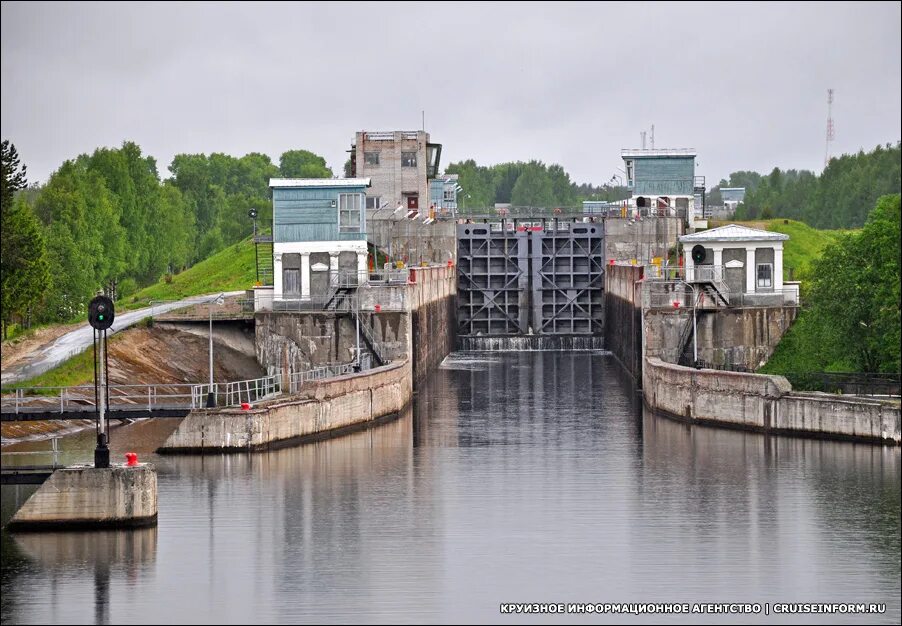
xmin=1 ymin=140 xmax=27 ymax=206
xmin=2 ymin=141 xmax=50 ymax=336
xmin=1 ymin=196 xmax=50 ymax=337
xmin=279 ymin=150 xmax=332 ymax=178
xmin=806 ymin=194 xmax=900 ymax=372
xmin=511 ymin=162 xmax=554 ymax=208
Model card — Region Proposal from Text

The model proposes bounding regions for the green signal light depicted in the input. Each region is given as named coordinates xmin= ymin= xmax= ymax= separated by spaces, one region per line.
xmin=98 ymin=314 xmax=104 ymax=320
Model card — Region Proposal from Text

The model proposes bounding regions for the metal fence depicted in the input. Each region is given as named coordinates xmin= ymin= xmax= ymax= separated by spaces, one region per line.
xmin=1 ymin=383 xmax=200 ymax=414
xmin=287 ymin=363 xmax=357 ymax=393
xmin=2 ymin=362 xmax=365 ymax=416
xmin=781 ymin=372 xmax=901 ymax=396
xmin=689 ymin=363 xmax=901 ymax=397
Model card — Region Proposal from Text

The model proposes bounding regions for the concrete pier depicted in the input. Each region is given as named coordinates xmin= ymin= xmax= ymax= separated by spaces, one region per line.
xmin=6 ymin=465 xmax=158 ymax=532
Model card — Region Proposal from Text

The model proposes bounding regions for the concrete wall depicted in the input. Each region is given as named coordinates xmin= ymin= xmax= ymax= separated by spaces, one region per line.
xmin=8 ymin=465 xmax=158 ymax=531
xmin=604 ymin=216 xmax=683 ymax=263
xmin=368 ymin=219 xmax=456 ymax=265
xmin=644 ymin=306 xmax=798 ymax=370
xmin=159 ymin=360 xmax=412 ymax=452
xmin=254 ymin=310 xmax=408 ymax=378
xmin=408 ymin=265 xmax=457 ymax=383
xmin=643 ymin=357 xmax=900 ymax=445
xmin=604 ymin=264 xmax=644 ymax=380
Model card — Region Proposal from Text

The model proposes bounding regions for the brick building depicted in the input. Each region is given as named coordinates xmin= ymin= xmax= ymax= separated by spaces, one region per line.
xmin=349 ymin=131 xmax=442 ymax=218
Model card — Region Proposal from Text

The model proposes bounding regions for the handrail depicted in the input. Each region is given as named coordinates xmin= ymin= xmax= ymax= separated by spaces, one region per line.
xmin=1 ymin=363 xmax=360 ymax=415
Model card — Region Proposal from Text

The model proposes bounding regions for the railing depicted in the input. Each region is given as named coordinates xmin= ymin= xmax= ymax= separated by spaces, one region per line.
xmin=781 ymin=372 xmax=901 ymax=396
xmin=287 ymin=363 xmax=357 ymax=393
xmin=0 ymin=437 xmax=63 ymax=467
xmin=2 ymin=363 xmax=365 ymax=416
xmin=691 ymin=365 xmax=901 ymax=397
xmin=253 ymin=287 xmax=407 ymax=314
xmin=150 ymin=295 xmax=256 ymax=321
xmin=1 ymin=383 xmax=200 ymax=414
xmin=729 ymin=288 xmax=800 ymax=307
xmin=621 ymin=148 xmax=696 ymax=156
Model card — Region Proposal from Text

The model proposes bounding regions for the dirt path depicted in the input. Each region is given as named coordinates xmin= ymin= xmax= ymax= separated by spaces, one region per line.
xmin=0 ymin=291 xmax=244 ymax=385
xmin=2 ymin=323 xmax=262 ymax=444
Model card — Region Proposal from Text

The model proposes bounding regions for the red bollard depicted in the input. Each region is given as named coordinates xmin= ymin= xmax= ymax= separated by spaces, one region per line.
xmin=125 ymin=452 xmax=138 ymax=466
xmin=241 ymin=402 xmax=251 ymax=410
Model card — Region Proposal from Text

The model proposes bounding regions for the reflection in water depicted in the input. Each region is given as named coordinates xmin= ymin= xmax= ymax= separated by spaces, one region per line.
xmin=1 ymin=352 xmax=899 ymax=624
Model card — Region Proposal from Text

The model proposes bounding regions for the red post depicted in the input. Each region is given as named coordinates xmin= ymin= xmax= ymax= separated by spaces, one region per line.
xmin=125 ymin=452 xmax=138 ymax=466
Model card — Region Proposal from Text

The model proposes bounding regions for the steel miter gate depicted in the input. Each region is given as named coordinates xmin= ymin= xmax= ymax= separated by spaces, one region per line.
xmin=457 ymin=221 xmax=604 ymax=337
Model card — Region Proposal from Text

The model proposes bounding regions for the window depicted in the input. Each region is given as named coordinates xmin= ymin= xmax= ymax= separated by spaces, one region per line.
xmin=757 ymin=263 xmax=773 ymax=289
xmin=339 ymin=193 xmax=363 ymax=233
xmin=364 ymin=151 xmax=380 ymax=166
xmin=443 ymin=189 xmax=455 ymax=202
xmin=401 ymin=152 xmax=417 ymax=167
xmin=626 ymin=160 xmax=634 ymax=187
xmin=365 ymin=196 xmax=382 ymax=210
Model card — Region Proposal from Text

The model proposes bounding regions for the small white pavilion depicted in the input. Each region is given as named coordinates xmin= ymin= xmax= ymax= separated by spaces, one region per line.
xmin=679 ymin=224 xmax=797 ymax=304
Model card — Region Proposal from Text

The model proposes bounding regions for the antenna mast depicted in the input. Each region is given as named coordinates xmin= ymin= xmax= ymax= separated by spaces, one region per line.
xmin=825 ymin=89 xmax=835 ymax=167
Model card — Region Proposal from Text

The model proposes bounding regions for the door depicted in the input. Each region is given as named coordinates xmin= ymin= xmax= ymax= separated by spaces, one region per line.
xmin=283 ymin=269 xmax=299 ymax=296
xmin=407 ymin=195 xmax=419 ymax=210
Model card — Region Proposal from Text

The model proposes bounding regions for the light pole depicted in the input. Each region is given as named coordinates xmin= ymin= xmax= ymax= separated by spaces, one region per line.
xmin=207 ymin=292 xmax=225 ymax=407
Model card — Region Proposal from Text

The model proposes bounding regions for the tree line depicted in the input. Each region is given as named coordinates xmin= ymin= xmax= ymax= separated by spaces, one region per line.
xmin=445 ymin=159 xmax=628 ymax=211
xmin=730 ymin=142 xmax=900 ymax=229
xmin=0 ymin=140 xmax=332 ymax=335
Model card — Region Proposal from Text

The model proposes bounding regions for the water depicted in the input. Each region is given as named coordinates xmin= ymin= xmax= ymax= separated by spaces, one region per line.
xmin=2 ymin=352 xmax=900 ymax=624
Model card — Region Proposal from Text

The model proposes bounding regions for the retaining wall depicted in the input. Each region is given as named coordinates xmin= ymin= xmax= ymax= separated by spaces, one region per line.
xmin=408 ymin=265 xmax=457 ymax=383
xmin=643 ymin=357 xmax=900 ymax=445
xmin=159 ymin=359 xmax=412 ymax=452
xmin=603 ymin=264 xmax=644 ymax=380
xmin=644 ymin=306 xmax=798 ymax=370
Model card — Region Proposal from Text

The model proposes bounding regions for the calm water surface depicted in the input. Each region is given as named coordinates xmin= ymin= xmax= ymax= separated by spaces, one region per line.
xmin=1 ymin=352 xmax=900 ymax=624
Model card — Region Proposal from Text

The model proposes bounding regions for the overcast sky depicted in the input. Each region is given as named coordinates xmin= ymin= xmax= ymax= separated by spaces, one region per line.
xmin=2 ymin=1 xmax=900 ymax=188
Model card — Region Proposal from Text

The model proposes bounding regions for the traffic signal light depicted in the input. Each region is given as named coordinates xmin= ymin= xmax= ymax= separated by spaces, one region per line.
xmin=88 ymin=295 xmax=115 ymax=330
xmin=248 ymin=208 xmax=258 ymax=219
xmin=691 ymin=245 xmax=706 ymax=264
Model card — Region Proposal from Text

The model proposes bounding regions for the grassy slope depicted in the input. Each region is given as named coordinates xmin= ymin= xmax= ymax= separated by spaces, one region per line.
xmin=711 ymin=219 xmax=848 ymax=280
xmin=125 ymin=237 xmax=257 ymax=308
xmin=5 ymin=334 xmax=128 ymax=391
xmin=3 ymin=239 xmax=257 ymax=389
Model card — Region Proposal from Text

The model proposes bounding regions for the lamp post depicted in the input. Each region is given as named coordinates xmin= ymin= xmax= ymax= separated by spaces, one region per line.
xmin=207 ymin=293 xmax=225 ymax=407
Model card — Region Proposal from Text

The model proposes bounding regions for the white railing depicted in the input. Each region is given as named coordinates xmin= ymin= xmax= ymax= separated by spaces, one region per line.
xmin=2 ymin=362 xmax=362 ymax=416
xmin=287 ymin=363 xmax=357 ymax=393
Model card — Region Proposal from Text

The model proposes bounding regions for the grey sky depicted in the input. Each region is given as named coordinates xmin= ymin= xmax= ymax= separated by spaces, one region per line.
xmin=2 ymin=1 xmax=900 ymax=188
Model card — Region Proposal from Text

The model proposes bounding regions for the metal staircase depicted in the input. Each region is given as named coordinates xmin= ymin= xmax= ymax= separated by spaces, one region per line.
xmin=350 ymin=307 xmax=385 ymax=367
xmin=689 ymin=266 xmax=730 ymax=306
xmin=254 ymin=234 xmax=274 ymax=286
